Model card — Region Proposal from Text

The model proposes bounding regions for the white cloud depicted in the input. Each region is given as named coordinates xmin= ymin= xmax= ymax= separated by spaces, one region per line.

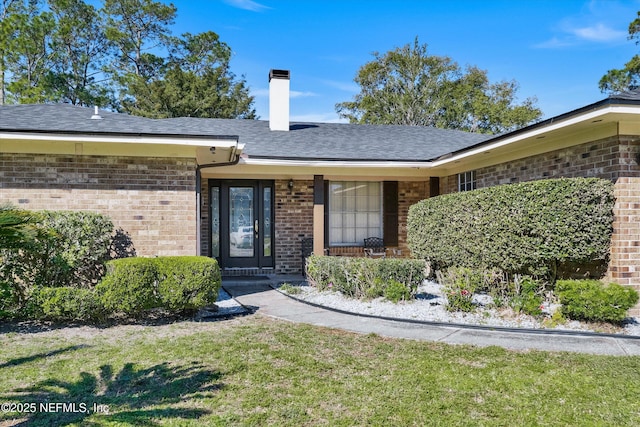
xmin=252 ymin=88 xmax=269 ymax=97
xmin=533 ymin=36 xmax=575 ymax=49
xmin=223 ymin=0 xmax=270 ymax=12
xmin=290 ymin=90 xmax=317 ymax=98
xmin=534 ymin=0 xmax=631 ymax=49
xmin=321 ymin=79 xmax=360 ymax=93
xmin=570 ymin=23 xmax=626 ymax=42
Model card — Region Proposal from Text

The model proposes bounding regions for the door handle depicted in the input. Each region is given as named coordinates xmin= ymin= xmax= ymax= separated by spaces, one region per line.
xmin=254 ymin=219 xmax=259 ymax=236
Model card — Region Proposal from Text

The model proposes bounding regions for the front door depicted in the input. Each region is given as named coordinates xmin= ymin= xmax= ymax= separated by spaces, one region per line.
xmin=210 ymin=180 xmax=274 ymax=269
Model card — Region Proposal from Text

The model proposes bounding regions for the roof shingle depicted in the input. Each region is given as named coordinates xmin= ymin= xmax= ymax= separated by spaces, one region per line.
xmin=0 ymin=104 xmax=491 ymax=161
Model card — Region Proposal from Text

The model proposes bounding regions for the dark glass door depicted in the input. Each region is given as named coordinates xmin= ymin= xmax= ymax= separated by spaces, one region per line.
xmin=210 ymin=180 xmax=274 ymax=269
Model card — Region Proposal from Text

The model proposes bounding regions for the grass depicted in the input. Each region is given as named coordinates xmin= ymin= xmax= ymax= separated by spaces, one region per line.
xmin=1 ymin=315 xmax=640 ymax=426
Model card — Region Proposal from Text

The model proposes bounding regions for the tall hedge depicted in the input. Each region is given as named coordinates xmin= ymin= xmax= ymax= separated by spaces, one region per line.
xmin=407 ymin=178 xmax=614 ymax=280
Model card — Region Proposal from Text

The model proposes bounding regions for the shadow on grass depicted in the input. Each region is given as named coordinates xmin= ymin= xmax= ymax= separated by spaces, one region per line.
xmin=0 ymin=345 xmax=90 ymax=369
xmin=1 ymin=361 xmax=222 ymax=426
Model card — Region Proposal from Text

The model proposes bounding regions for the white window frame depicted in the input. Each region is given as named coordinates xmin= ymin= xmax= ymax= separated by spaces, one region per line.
xmin=458 ymin=171 xmax=476 ymax=192
xmin=328 ymin=181 xmax=383 ymax=246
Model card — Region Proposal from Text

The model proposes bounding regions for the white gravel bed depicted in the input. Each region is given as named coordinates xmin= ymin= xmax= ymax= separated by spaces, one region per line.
xmin=279 ymin=280 xmax=640 ymax=336
xmin=197 ymin=288 xmax=248 ymax=319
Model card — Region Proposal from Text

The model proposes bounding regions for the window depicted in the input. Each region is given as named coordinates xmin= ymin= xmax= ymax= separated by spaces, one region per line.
xmin=329 ymin=181 xmax=382 ymax=245
xmin=458 ymin=171 xmax=476 ymax=192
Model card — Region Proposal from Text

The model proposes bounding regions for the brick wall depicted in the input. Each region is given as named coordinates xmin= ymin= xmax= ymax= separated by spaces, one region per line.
xmin=274 ymin=179 xmax=314 ymax=274
xmin=0 ymin=153 xmax=197 ymax=257
xmin=398 ymin=181 xmax=430 ymax=257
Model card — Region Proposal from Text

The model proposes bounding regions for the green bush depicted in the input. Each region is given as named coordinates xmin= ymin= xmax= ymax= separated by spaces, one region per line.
xmin=30 ymin=286 xmax=106 ymax=322
xmin=408 ymin=178 xmax=614 ymax=281
xmin=557 ymin=280 xmax=639 ymax=324
xmin=0 ymin=211 xmax=115 ymax=289
xmin=97 ymin=258 xmax=160 ymax=316
xmin=0 ymin=281 xmax=18 ymax=319
xmin=97 ymin=256 xmax=221 ymax=317
xmin=155 ymin=256 xmax=221 ymax=310
xmin=305 ymin=255 xmax=425 ymax=301
xmin=383 ymin=279 xmax=412 ymax=303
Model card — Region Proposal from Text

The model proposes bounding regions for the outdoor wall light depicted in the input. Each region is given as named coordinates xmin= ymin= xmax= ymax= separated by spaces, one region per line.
xmin=288 ymin=179 xmax=294 ymax=193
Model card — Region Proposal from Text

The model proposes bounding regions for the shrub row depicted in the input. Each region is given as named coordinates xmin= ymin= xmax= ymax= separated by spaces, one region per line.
xmin=407 ymin=178 xmax=614 ymax=281
xmin=305 ymin=255 xmax=426 ymax=302
xmin=3 ymin=256 xmax=221 ymax=322
xmin=97 ymin=256 xmax=221 ymax=317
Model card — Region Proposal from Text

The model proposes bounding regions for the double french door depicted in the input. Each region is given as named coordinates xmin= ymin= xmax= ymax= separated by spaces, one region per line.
xmin=210 ymin=180 xmax=274 ymax=269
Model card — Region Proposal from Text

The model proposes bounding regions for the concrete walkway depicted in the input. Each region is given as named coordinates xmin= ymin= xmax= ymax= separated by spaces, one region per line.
xmin=222 ymin=276 xmax=640 ymax=356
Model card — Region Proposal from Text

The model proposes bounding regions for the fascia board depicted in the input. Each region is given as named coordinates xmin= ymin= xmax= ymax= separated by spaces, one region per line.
xmin=0 ymin=131 xmax=239 ymax=148
xmin=240 ymin=158 xmax=432 ymax=169
xmin=431 ymin=105 xmax=637 ymax=168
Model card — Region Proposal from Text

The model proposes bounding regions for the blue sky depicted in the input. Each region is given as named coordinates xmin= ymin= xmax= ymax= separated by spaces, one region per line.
xmin=168 ymin=0 xmax=640 ymax=123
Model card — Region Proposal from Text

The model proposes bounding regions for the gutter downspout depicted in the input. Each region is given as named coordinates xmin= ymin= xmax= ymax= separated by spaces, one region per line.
xmin=196 ymin=141 xmax=241 ymax=256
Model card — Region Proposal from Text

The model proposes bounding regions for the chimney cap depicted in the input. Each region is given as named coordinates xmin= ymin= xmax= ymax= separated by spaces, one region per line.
xmin=269 ymin=69 xmax=290 ymax=81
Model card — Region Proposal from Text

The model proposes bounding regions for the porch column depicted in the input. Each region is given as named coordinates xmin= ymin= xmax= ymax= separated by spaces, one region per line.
xmin=313 ymin=175 xmax=325 ymax=256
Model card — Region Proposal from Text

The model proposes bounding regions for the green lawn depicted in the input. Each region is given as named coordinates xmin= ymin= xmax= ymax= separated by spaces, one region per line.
xmin=1 ymin=315 xmax=640 ymax=426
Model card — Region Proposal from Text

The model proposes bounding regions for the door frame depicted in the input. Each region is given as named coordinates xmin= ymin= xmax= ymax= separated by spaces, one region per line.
xmin=209 ymin=179 xmax=275 ymax=269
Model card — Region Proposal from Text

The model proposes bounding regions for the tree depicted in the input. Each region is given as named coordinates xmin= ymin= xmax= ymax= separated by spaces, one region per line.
xmin=0 ymin=0 xmax=23 ymax=105
xmin=47 ymin=0 xmax=112 ymax=106
xmin=125 ymin=31 xmax=256 ymax=118
xmin=600 ymin=11 xmax=640 ymax=93
xmin=4 ymin=0 xmax=57 ymax=104
xmin=1 ymin=0 xmax=256 ymax=119
xmin=103 ymin=0 xmax=176 ymax=111
xmin=336 ymin=38 xmax=542 ymax=134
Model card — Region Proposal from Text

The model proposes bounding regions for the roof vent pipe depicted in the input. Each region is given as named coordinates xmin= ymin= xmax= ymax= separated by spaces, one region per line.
xmin=269 ymin=69 xmax=290 ymax=131
xmin=90 ymin=106 xmax=103 ymax=120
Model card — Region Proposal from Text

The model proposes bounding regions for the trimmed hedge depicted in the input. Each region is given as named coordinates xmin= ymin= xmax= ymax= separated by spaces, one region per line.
xmin=97 ymin=258 xmax=159 ymax=315
xmin=305 ymin=255 xmax=426 ymax=301
xmin=557 ymin=280 xmax=639 ymax=323
xmin=29 ymin=286 xmax=106 ymax=322
xmin=97 ymin=256 xmax=221 ymax=317
xmin=407 ymin=178 xmax=614 ymax=280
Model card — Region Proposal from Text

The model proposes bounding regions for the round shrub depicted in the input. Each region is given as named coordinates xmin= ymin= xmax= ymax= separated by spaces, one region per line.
xmin=407 ymin=178 xmax=614 ymax=281
xmin=155 ymin=256 xmax=221 ymax=311
xmin=383 ymin=279 xmax=411 ymax=303
xmin=556 ymin=280 xmax=639 ymax=324
xmin=96 ymin=258 xmax=160 ymax=317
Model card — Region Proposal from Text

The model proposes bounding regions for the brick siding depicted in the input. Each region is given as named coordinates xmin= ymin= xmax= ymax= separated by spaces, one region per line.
xmin=0 ymin=153 xmax=197 ymax=257
xmin=398 ymin=181 xmax=430 ymax=257
xmin=274 ymin=179 xmax=314 ymax=274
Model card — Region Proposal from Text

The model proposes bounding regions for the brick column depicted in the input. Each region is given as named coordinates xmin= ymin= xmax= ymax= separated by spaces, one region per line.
xmin=313 ymin=175 xmax=325 ymax=256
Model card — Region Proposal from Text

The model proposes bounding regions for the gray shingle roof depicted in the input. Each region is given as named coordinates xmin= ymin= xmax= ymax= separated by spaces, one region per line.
xmin=0 ymin=103 xmax=491 ymax=161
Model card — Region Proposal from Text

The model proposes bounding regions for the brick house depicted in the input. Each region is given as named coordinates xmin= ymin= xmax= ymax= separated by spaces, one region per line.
xmin=2 ymin=70 xmax=640 ymax=297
